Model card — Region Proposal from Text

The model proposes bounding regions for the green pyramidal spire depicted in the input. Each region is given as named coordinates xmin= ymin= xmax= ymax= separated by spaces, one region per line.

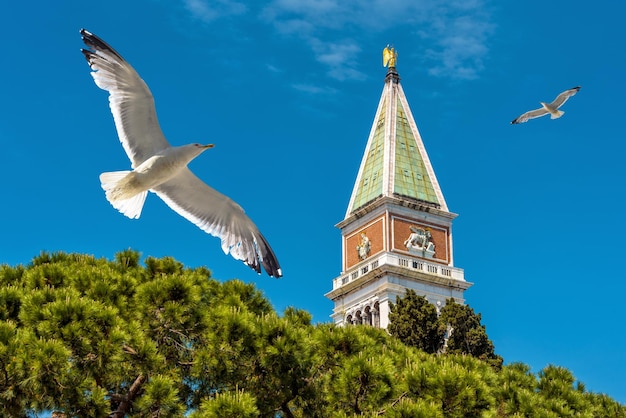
xmin=346 ymin=65 xmax=447 ymax=216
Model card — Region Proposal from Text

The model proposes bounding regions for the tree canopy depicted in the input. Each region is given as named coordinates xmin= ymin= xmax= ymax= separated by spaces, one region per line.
xmin=388 ymin=289 xmax=443 ymax=354
xmin=389 ymin=290 xmax=503 ymax=367
xmin=0 ymin=251 xmax=624 ymax=417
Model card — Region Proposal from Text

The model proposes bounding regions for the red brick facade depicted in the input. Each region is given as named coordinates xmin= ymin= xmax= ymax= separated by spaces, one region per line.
xmin=391 ymin=216 xmax=449 ymax=263
xmin=345 ymin=217 xmax=385 ymax=269
xmin=344 ymin=213 xmax=450 ymax=269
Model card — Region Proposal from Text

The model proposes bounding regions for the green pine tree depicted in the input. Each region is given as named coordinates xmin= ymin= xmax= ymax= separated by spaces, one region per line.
xmin=438 ymin=298 xmax=503 ymax=368
xmin=0 ymin=251 xmax=624 ymax=417
xmin=388 ymin=290 xmax=443 ymax=354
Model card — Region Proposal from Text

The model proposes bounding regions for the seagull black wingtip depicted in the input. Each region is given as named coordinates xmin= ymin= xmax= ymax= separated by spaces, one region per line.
xmin=79 ymin=28 xmax=126 ymax=62
xmin=267 ymin=266 xmax=283 ymax=278
xmin=80 ymin=48 xmax=92 ymax=63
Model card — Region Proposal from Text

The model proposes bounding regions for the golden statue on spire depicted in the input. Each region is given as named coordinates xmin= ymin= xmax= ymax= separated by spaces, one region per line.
xmin=383 ymin=45 xmax=398 ymax=68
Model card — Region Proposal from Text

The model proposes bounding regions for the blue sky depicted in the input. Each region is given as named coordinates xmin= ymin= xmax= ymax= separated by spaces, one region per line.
xmin=2 ymin=0 xmax=625 ymax=404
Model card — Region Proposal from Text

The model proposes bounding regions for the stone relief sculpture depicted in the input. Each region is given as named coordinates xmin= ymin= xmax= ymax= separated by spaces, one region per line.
xmin=356 ymin=232 xmax=371 ymax=260
xmin=404 ymin=226 xmax=435 ymax=258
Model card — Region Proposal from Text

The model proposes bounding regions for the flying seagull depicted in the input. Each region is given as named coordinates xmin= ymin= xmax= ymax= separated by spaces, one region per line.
xmin=79 ymin=29 xmax=282 ymax=277
xmin=511 ymin=86 xmax=581 ymax=124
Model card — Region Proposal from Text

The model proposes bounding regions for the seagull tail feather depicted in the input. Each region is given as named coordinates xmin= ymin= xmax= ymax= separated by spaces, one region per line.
xmin=100 ymin=171 xmax=147 ymax=219
xmin=551 ymin=110 xmax=565 ymax=119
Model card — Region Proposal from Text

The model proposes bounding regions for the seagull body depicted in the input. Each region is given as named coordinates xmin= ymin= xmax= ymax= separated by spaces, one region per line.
xmin=511 ymin=86 xmax=581 ymax=124
xmin=99 ymin=144 xmax=213 ymax=217
xmin=80 ymin=29 xmax=282 ymax=277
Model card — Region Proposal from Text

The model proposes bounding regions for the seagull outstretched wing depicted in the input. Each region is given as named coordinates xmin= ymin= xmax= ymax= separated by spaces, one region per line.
xmin=511 ymin=108 xmax=549 ymax=124
xmin=80 ymin=29 xmax=169 ymax=167
xmin=153 ymin=169 xmax=282 ymax=277
xmin=550 ymin=86 xmax=581 ymax=109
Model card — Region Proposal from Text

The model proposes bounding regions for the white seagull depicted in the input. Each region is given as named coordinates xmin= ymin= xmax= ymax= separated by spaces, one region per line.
xmin=80 ymin=29 xmax=282 ymax=277
xmin=511 ymin=86 xmax=581 ymax=124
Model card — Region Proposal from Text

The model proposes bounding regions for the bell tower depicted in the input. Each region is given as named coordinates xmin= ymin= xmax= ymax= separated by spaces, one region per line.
xmin=325 ymin=46 xmax=472 ymax=328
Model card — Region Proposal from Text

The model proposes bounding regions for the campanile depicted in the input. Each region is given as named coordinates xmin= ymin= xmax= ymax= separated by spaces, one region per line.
xmin=325 ymin=47 xmax=472 ymax=328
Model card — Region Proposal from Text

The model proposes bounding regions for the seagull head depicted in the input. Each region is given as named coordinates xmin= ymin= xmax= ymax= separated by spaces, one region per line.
xmin=174 ymin=143 xmax=215 ymax=162
xmin=196 ymin=143 xmax=214 ymax=157
xmin=191 ymin=143 xmax=214 ymax=154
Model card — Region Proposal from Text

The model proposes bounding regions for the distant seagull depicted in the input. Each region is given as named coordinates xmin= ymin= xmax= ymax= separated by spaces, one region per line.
xmin=79 ymin=29 xmax=282 ymax=277
xmin=511 ymin=86 xmax=581 ymax=124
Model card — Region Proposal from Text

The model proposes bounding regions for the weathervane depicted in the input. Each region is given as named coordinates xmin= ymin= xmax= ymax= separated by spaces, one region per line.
xmin=383 ymin=45 xmax=398 ymax=68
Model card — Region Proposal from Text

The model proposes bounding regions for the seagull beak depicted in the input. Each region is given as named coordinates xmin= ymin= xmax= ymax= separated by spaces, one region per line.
xmin=203 ymin=144 xmax=215 ymax=149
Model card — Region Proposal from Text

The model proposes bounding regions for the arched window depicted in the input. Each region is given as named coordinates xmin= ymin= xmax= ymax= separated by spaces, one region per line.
xmin=373 ymin=301 xmax=380 ymax=328
xmin=364 ymin=306 xmax=373 ymax=326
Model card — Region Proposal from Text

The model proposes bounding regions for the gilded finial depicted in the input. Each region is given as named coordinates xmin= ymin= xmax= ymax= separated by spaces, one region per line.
xmin=383 ymin=45 xmax=398 ymax=68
